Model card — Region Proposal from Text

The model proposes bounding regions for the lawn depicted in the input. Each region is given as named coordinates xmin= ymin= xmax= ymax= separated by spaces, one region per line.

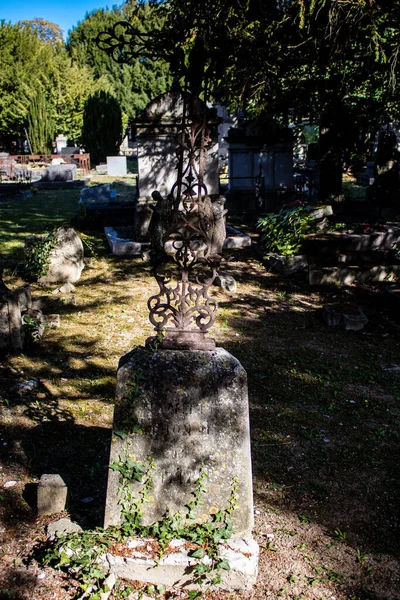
xmin=0 ymin=185 xmax=399 ymax=600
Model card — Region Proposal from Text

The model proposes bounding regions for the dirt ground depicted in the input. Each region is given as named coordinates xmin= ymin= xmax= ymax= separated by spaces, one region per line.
xmin=0 ymin=203 xmax=399 ymax=599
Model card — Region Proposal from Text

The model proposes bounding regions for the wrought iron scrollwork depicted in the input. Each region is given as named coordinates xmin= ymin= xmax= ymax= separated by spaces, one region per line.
xmin=95 ymin=21 xmax=184 ymax=77
xmin=146 ymin=94 xmax=227 ymax=351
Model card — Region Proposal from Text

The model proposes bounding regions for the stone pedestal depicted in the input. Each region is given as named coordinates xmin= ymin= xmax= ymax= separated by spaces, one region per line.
xmin=104 ymin=346 xmax=257 ymax=590
xmin=105 ymin=347 xmax=254 ymax=537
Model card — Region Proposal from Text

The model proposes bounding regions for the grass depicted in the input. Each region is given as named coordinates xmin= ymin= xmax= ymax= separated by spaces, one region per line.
xmin=0 ymin=184 xmax=399 ymax=600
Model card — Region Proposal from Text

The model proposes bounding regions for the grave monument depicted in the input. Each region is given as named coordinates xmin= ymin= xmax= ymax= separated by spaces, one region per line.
xmin=97 ymin=20 xmax=258 ymax=591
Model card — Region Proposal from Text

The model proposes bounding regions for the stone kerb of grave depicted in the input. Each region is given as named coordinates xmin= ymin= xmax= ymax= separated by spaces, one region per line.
xmin=134 ymin=90 xmax=220 ymax=200
xmin=104 ymin=346 xmax=258 ymax=590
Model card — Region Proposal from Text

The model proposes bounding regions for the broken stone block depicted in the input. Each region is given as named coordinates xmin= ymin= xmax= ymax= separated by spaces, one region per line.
xmin=263 ymin=252 xmax=308 ymax=276
xmin=322 ymin=303 xmax=368 ymax=331
xmin=41 ymin=314 xmax=61 ymax=328
xmin=214 ymin=272 xmax=237 ymax=292
xmin=46 ymin=517 xmax=83 ymax=541
xmin=37 ymin=474 xmax=68 ymax=516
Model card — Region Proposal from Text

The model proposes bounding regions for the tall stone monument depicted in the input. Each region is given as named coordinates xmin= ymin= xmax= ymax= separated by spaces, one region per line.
xmin=100 ymin=63 xmax=258 ymax=589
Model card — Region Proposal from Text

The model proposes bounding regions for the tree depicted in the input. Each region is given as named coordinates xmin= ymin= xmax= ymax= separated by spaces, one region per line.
xmin=19 ymin=18 xmax=64 ymax=46
xmin=80 ymin=90 xmax=124 ymax=164
xmin=0 ymin=21 xmax=55 ymax=141
xmin=27 ymin=90 xmax=55 ymax=154
xmin=158 ymin=1 xmax=400 ymax=201
xmin=0 ymin=20 xmax=103 ymax=149
xmin=67 ymin=1 xmax=172 ymax=122
xmin=50 ymin=50 xmax=111 ymax=143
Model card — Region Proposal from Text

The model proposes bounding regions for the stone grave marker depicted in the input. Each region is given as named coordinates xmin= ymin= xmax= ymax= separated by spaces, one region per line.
xmin=105 ymin=347 xmax=253 ymax=536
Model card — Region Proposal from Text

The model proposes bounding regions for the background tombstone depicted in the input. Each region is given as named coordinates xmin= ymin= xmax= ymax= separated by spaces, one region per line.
xmin=107 ymin=156 xmax=127 ymax=177
xmin=133 ymin=90 xmax=220 ymax=200
xmin=225 ymin=119 xmax=293 ymax=212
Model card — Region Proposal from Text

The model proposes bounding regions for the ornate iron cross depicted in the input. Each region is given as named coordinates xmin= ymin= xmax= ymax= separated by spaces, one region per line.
xmin=97 ymin=23 xmax=227 ymax=350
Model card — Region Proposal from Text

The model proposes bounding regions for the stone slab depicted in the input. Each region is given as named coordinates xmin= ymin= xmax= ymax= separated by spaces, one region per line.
xmin=309 ymin=265 xmax=400 ymax=286
xmin=262 ymin=253 xmax=308 ymax=276
xmin=322 ymin=304 xmax=368 ymax=331
xmin=104 ymin=225 xmax=251 ymax=256
xmin=104 ymin=347 xmax=254 ymax=538
xmin=305 ymin=229 xmax=400 ymax=253
xmin=103 ymin=536 xmax=258 ymax=592
xmin=224 ymin=226 xmax=252 ymax=249
xmin=104 ymin=227 xmax=150 ymax=256
xmin=37 ymin=474 xmax=67 ymax=515
xmin=33 ymin=179 xmax=87 ymax=190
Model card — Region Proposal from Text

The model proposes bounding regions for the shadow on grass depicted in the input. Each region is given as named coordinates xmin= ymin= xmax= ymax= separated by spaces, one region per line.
xmin=0 ymin=231 xmax=399 ymax=600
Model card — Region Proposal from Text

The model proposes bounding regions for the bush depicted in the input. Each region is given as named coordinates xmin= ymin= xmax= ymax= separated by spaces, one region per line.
xmin=257 ymin=205 xmax=312 ymax=256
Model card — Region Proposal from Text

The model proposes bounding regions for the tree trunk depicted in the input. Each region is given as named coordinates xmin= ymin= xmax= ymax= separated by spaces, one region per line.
xmin=318 ymin=102 xmax=344 ymax=203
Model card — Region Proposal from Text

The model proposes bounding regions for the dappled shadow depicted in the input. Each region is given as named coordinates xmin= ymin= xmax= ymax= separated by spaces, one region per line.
xmin=1 ymin=200 xmax=400 ymax=599
xmin=0 ymin=421 xmax=111 ymax=530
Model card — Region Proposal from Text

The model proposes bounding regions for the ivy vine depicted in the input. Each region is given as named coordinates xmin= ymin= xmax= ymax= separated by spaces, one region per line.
xmin=23 ymin=230 xmax=57 ymax=281
xmin=40 ymin=457 xmax=238 ymax=599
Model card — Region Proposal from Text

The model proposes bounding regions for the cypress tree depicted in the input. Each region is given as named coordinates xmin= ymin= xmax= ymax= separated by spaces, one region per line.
xmin=27 ymin=90 xmax=55 ymax=154
xmin=80 ymin=90 xmax=123 ymax=165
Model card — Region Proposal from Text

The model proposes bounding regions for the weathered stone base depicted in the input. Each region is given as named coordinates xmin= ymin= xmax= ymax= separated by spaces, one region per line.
xmin=102 ymin=537 xmax=259 ymax=592
xmin=104 ymin=347 xmax=254 ymax=537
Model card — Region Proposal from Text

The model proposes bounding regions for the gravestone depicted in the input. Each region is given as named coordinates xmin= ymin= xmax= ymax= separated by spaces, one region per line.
xmin=25 ymin=228 xmax=84 ymax=285
xmin=134 ymin=90 xmax=219 ymax=199
xmin=41 ymin=164 xmax=77 ymax=183
xmin=225 ymin=120 xmax=293 ymax=212
xmin=104 ymin=347 xmax=253 ymax=536
xmin=0 ymin=280 xmax=31 ymax=351
xmin=37 ymin=474 xmax=68 ymax=515
xmin=55 ymin=134 xmax=68 ymax=154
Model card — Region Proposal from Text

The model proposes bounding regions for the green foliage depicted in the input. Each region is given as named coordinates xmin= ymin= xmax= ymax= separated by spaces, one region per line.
xmin=20 ymin=315 xmax=45 ymax=343
xmin=23 ymin=231 xmax=56 ymax=281
xmin=67 ymin=2 xmax=172 ymax=122
xmin=27 ymin=90 xmax=55 ymax=154
xmin=41 ymin=460 xmax=238 ymax=597
xmin=80 ymin=90 xmax=123 ymax=165
xmin=0 ymin=20 xmax=102 ymax=146
xmin=257 ymin=205 xmax=312 ymax=256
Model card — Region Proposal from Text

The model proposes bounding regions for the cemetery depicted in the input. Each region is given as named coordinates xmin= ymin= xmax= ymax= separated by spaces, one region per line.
xmin=1 ymin=3 xmax=400 ymax=600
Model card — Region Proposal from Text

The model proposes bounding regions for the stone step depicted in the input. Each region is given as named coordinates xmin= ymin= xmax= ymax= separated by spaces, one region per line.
xmin=304 ymin=229 xmax=400 ymax=254
xmin=309 ymin=265 xmax=400 ymax=286
xmin=309 ymin=249 xmax=399 ymax=268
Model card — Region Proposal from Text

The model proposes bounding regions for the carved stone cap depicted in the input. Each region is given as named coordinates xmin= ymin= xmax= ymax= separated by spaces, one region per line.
xmin=133 ymin=89 xmax=219 ymax=128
